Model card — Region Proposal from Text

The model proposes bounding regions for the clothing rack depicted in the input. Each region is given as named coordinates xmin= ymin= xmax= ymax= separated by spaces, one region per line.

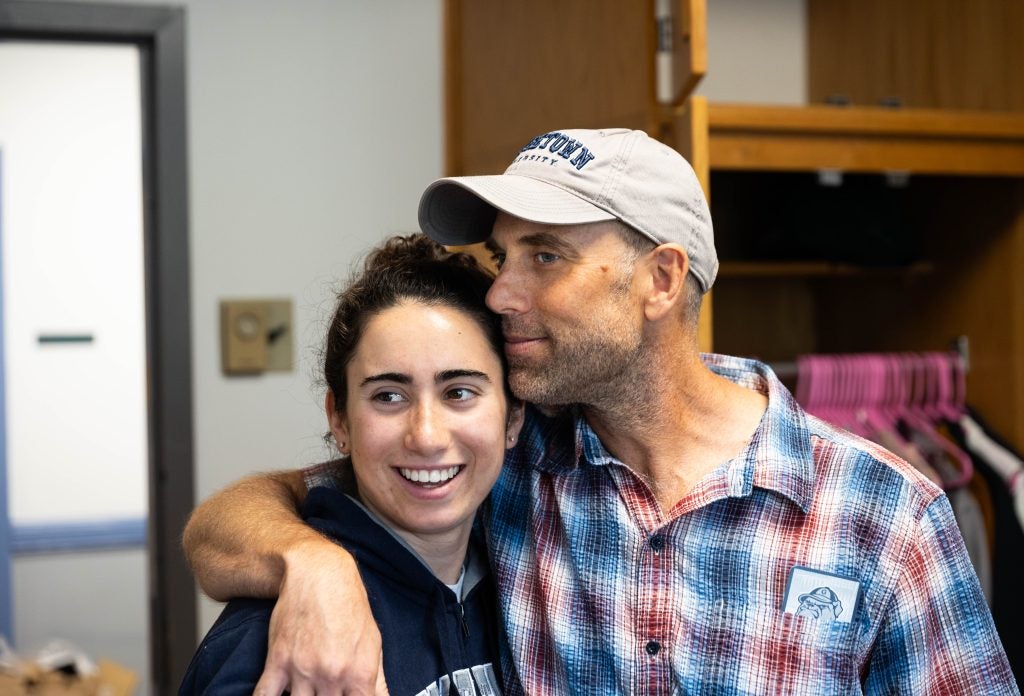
xmin=768 ymin=335 xmax=971 ymax=381
xmin=785 ymin=345 xmax=973 ymax=491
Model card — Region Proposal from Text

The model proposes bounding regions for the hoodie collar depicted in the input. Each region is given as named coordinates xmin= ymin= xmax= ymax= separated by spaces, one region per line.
xmin=302 ymin=486 xmax=487 ymax=599
xmin=343 ymin=493 xmax=490 ymax=599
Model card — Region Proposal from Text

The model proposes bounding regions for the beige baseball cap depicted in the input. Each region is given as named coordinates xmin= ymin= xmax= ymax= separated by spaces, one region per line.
xmin=418 ymin=127 xmax=718 ymax=292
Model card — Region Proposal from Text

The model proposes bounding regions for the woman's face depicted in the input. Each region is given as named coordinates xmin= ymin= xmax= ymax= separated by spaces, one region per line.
xmin=328 ymin=300 xmax=522 ymax=544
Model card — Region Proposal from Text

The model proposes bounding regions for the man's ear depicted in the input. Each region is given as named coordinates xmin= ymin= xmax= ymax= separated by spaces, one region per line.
xmin=643 ymin=244 xmax=689 ymax=321
xmin=325 ymin=391 xmax=350 ymax=455
xmin=505 ymin=400 xmax=526 ymax=449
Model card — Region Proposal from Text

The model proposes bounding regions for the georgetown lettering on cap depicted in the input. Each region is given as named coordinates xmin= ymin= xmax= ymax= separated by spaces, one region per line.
xmin=517 ymin=131 xmax=597 ymax=171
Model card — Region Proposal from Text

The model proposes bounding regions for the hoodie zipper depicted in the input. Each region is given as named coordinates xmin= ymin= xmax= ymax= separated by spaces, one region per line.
xmin=458 ymin=600 xmax=470 ymax=637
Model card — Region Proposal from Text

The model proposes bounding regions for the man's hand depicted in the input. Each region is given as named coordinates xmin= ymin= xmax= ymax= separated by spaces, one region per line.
xmin=183 ymin=467 xmax=387 ymax=692
xmin=253 ymin=539 xmax=388 ymax=695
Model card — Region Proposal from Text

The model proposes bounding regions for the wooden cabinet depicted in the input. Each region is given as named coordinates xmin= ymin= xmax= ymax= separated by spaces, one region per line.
xmin=706 ymin=103 xmax=1024 ymax=449
xmin=807 ymin=0 xmax=1024 ymax=112
xmin=444 ymin=0 xmax=706 ymax=176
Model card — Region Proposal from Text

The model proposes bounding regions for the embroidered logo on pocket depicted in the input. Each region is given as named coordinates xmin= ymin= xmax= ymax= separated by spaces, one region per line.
xmin=782 ymin=566 xmax=861 ymax=624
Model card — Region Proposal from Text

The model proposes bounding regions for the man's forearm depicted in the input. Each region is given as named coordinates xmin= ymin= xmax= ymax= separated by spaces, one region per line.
xmin=184 ymin=468 xmax=386 ymax=693
xmin=182 ymin=469 xmax=340 ymax=600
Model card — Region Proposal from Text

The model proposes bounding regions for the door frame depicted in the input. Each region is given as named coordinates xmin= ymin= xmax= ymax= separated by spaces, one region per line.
xmin=0 ymin=2 xmax=194 ymax=690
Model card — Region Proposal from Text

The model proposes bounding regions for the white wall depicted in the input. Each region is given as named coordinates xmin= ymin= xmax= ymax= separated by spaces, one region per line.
xmin=699 ymin=0 xmax=807 ymax=105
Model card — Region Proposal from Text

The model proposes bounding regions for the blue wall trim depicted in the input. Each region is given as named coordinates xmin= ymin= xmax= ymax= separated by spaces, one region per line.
xmin=10 ymin=518 xmax=147 ymax=554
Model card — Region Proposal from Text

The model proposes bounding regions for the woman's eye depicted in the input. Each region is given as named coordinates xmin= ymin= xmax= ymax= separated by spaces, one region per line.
xmin=445 ymin=387 xmax=476 ymax=402
xmin=372 ymin=391 xmax=405 ymax=404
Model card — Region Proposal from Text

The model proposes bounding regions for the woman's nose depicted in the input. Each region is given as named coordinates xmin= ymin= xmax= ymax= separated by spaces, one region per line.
xmin=405 ymin=401 xmax=450 ymax=455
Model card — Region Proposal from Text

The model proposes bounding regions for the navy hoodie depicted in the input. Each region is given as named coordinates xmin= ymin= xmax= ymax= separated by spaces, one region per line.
xmin=180 ymin=486 xmax=505 ymax=695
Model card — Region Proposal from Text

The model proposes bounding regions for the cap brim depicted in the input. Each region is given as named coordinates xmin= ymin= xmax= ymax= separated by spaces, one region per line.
xmin=418 ymin=175 xmax=615 ymax=246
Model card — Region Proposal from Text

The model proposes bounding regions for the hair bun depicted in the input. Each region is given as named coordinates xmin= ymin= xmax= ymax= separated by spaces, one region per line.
xmin=363 ymin=233 xmax=488 ymax=276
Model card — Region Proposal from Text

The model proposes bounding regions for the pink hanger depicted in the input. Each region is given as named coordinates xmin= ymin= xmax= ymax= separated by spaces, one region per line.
xmin=898 ymin=352 xmax=973 ymax=490
xmin=933 ymin=352 xmax=964 ymax=421
xmin=858 ymin=354 xmax=903 ymax=445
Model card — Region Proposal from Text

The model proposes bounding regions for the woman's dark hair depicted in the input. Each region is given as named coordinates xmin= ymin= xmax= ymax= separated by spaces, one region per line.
xmin=324 ymin=233 xmax=508 ymax=412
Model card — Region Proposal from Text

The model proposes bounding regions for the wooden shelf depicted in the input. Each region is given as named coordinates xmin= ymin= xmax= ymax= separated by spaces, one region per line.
xmin=718 ymin=260 xmax=934 ymax=278
xmin=708 ymin=103 xmax=1024 ymax=176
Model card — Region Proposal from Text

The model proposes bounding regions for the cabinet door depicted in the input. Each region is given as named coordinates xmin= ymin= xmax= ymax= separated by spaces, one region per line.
xmin=445 ymin=0 xmax=706 ymax=176
xmin=807 ymin=0 xmax=1024 ymax=111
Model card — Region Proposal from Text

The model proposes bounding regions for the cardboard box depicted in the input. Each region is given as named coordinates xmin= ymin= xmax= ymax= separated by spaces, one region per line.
xmin=0 ymin=639 xmax=137 ymax=696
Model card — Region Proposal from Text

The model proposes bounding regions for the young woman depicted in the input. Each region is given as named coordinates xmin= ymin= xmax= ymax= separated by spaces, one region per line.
xmin=180 ymin=234 xmax=523 ymax=695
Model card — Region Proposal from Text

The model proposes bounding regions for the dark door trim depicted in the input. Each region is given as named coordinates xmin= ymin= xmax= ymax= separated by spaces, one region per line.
xmin=0 ymin=2 xmax=194 ymax=690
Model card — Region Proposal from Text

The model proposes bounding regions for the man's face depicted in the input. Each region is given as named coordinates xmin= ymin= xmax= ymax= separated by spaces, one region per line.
xmin=485 ymin=213 xmax=649 ymax=407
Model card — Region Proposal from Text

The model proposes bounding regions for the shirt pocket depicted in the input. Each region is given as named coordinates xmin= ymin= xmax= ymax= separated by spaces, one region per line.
xmin=681 ymin=598 xmax=862 ymax=695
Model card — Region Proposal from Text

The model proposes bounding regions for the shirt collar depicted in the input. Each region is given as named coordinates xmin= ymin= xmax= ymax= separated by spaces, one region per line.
xmin=522 ymin=353 xmax=815 ymax=513
xmin=703 ymin=353 xmax=815 ymax=512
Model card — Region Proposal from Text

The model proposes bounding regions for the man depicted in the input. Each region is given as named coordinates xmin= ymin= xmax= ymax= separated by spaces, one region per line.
xmin=184 ymin=128 xmax=1017 ymax=694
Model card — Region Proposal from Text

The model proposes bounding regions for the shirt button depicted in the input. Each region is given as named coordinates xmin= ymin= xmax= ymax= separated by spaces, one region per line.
xmin=649 ymin=535 xmax=665 ymax=552
xmin=645 ymin=640 xmax=661 ymax=656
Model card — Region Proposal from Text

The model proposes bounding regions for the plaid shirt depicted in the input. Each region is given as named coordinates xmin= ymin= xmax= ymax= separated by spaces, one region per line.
xmin=485 ymin=354 xmax=1017 ymax=695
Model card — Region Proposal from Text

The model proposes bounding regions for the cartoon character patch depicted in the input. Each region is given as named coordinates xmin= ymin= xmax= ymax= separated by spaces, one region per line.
xmin=782 ymin=566 xmax=861 ymax=624
xmin=795 ymin=586 xmax=843 ymax=622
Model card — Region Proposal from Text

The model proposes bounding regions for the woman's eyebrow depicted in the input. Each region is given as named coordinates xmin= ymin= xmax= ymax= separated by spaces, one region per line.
xmin=362 ymin=370 xmax=491 ymax=386
xmin=437 ymin=369 xmax=490 ymax=383
xmin=361 ymin=372 xmax=411 ymax=386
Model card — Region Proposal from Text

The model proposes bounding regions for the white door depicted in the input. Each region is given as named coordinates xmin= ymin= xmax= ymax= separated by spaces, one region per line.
xmin=0 ymin=39 xmax=150 ymax=692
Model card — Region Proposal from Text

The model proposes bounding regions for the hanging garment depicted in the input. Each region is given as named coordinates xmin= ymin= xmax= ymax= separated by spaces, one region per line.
xmin=967 ymin=464 xmax=997 ymax=556
xmin=959 ymin=413 xmax=1024 ymax=533
xmin=907 ymin=429 xmax=993 ymax=600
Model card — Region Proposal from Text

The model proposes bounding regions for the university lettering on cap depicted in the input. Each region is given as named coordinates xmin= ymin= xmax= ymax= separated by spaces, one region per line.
xmin=516 ymin=131 xmax=597 ymax=171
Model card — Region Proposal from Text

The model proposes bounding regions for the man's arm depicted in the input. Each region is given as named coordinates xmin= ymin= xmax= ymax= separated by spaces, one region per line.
xmin=863 ymin=495 xmax=1017 ymax=694
xmin=183 ymin=469 xmax=387 ymax=695
xmin=183 ymin=469 xmax=314 ymax=600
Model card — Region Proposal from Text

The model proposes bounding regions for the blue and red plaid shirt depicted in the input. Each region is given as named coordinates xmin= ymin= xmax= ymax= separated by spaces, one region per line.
xmin=485 ymin=354 xmax=1017 ymax=695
